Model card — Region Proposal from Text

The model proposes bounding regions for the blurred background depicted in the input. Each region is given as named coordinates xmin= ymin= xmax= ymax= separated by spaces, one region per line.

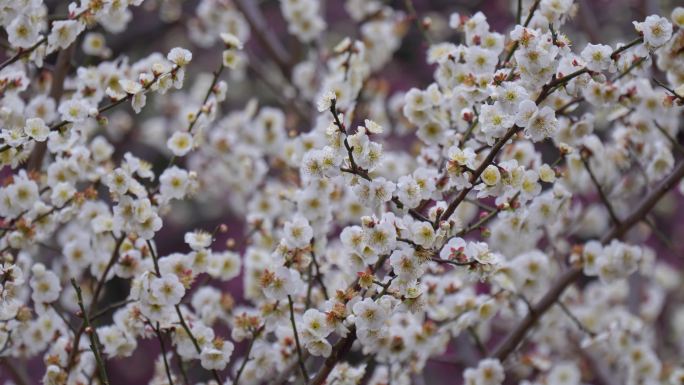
xmin=2 ymin=0 xmax=683 ymax=383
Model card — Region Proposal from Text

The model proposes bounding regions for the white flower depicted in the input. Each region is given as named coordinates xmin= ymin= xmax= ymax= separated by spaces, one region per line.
xmin=463 ymin=358 xmax=505 ymax=385
xmin=222 ymin=49 xmax=243 ymax=69
xmin=200 ymin=341 xmax=234 ymax=370
xmin=317 ymin=90 xmax=337 ymax=112
xmin=449 ymin=12 xmax=463 ymax=29
xmin=465 ymin=46 xmax=497 ymax=74
xmin=167 ymin=132 xmax=193 ymax=156
xmin=538 ymin=164 xmax=556 ymax=183
xmin=634 ymin=15 xmax=673 ymax=48
xmin=481 ymin=103 xmax=514 ymax=142
xmin=150 ymin=274 xmax=185 ymax=306
xmin=98 ymin=325 xmax=137 ymax=357
xmin=496 ymin=83 xmax=529 ymax=114
xmin=262 ymin=266 xmax=304 ymax=300
xmin=30 ymin=264 xmax=62 ymax=304
xmin=524 ymin=106 xmax=557 ymax=142
xmin=581 ymin=43 xmax=613 ymax=72
xmin=390 ymin=246 xmax=423 ymax=280
xmin=48 ymin=20 xmax=85 ymax=51
xmin=482 ymin=165 xmax=501 ymax=186
xmin=185 ymin=230 xmax=212 ymax=250
xmin=7 ymin=15 xmax=41 ymax=48
xmin=515 ymin=99 xmax=538 ymax=127
xmin=440 ymin=237 xmax=467 ymax=261
xmin=672 ymin=7 xmax=684 ymax=28
xmin=302 ymin=309 xmax=333 ymax=339
xmin=283 ymin=215 xmax=313 ymax=248
xmin=548 ymin=362 xmax=581 ymax=385
xmin=59 ymin=99 xmax=91 ymax=122
xmin=305 ymin=338 xmax=332 ymax=357
xmin=364 ymin=119 xmax=384 ymax=134
xmin=167 ymin=47 xmax=193 ymax=66
xmin=352 ymin=298 xmax=387 ymax=330
xmin=50 ymin=182 xmax=76 ymax=207
xmin=120 ymin=79 xmax=143 ymax=95
xmin=82 ymin=32 xmax=109 ymax=57
xmin=7 ymin=174 xmax=39 ymax=212
xmin=104 ymin=168 xmax=131 ymax=195
xmin=159 ymin=166 xmax=190 ymax=201
xmin=24 ymin=118 xmax=50 ymax=142
xmin=207 ymin=251 xmax=241 ymax=281
xmin=220 ymin=32 xmax=243 ymax=49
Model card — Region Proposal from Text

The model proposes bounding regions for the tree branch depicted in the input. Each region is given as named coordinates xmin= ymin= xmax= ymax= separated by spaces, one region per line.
xmin=491 ymin=160 xmax=684 ymax=361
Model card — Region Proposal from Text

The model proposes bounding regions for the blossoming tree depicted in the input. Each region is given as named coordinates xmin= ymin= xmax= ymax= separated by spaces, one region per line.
xmin=2 ymin=0 xmax=684 ymax=384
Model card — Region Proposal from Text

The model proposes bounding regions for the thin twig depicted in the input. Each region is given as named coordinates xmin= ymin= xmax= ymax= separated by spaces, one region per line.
xmin=232 ymin=0 xmax=292 ymax=76
xmin=187 ymin=63 xmax=225 ymax=133
xmin=581 ymin=156 xmax=621 ymax=226
xmin=498 ymin=0 xmax=541 ymax=69
xmin=653 ymin=77 xmax=684 ymax=103
xmin=147 ymin=240 xmax=223 ymax=384
xmin=403 ymin=0 xmax=433 ymax=44
xmin=287 ymin=295 xmax=309 ymax=381
xmin=66 ymin=234 xmax=124 ymax=372
xmin=557 ymin=301 xmax=596 ymax=337
xmin=653 ymin=121 xmax=684 ymax=155
xmin=71 ymin=279 xmax=109 ymax=385
xmin=233 ymin=326 xmax=263 ymax=385
xmin=154 ymin=323 xmax=175 ymax=385
xmin=467 ymin=327 xmax=488 ymax=356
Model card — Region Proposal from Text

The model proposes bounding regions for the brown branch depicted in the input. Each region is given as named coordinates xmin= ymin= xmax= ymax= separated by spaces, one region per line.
xmin=610 ymin=37 xmax=644 ymax=61
xmin=438 ymin=125 xmax=520 ymax=225
xmin=232 ymin=0 xmax=292 ymax=76
xmin=581 ymin=156 xmax=621 ymax=226
xmin=557 ymin=301 xmax=596 ymax=337
xmin=331 ymin=101 xmax=431 ymax=223
xmin=187 ymin=62 xmax=225 ymax=133
xmin=66 ymin=234 xmax=124 ymax=372
xmin=287 ymin=295 xmax=309 ymax=381
xmin=279 ymin=255 xmax=390 ymax=385
xmin=154 ymin=323 xmax=176 ymax=385
xmin=146 ymin=240 xmax=224 ymax=384
xmin=0 ymin=37 xmax=47 ymax=71
xmin=308 ymin=326 xmax=356 ymax=385
xmin=653 ymin=77 xmax=684 ymax=104
xmin=71 ymin=279 xmax=110 ymax=385
xmin=653 ymin=121 xmax=684 ymax=155
xmin=498 ymin=0 xmax=541 ymax=69
xmin=403 ymin=0 xmax=433 ymax=44
xmin=491 ymin=160 xmax=684 ymax=361
xmin=233 ymin=326 xmax=264 ymax=385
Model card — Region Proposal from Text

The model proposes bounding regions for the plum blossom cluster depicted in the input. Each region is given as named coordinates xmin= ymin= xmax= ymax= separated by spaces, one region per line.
xmin=2 ymin=0 xmax=684 ymax=385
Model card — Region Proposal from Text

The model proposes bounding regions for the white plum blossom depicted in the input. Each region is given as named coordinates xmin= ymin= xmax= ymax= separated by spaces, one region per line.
xmin=24 ymin=118 xmax=50 ymax=142
xmin=634 ymin=15 xmax=673 ymax=48
xmin=581 ymin=43 xmax=613 ymax=72
xmin=167 ymin=131 xmax=194 ymax=156
xmin=1 ymin=1 xmax=683 ymax=384
xmin=262 ymin=266 xmax=304 ymax=300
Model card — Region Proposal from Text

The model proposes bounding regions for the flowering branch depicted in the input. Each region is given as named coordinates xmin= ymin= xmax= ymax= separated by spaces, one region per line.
xmin=70 ymin=279 xmax=110 ymax=385
xmin=492 ymin=159 xmax=684 ymax=361
xmin=581 ymin=154 xmax=621 ymax=226
xmin=287 ymin=294 xmax=309 ymax=381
